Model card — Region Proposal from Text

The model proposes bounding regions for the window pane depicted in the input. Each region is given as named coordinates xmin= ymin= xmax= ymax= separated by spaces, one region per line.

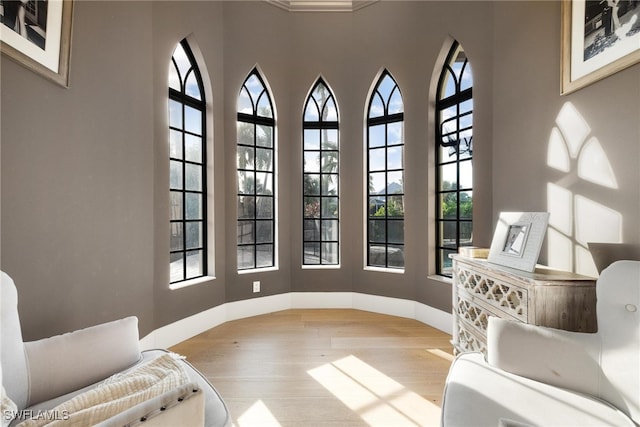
xmin=322 ymin=129 xmax=338 ymax=150
xmin=238 ymin=196 xmax=255 ymax=219
xmin=321 ymin=174 xmax=338 ymax=196
xmin=369 ymin=94 xmax=384 ymax=118
xmin=323 ymin=98 xmax=338 ymax=121
xmin=170 ymin=160 xmax=183 ymax=190
xmin=170 ymin=130 xmax=182 ymax=159
xmin=388 ymin=220 xmax=404 ymax=244
xmin=387 ymin=146 xmax=403 ymax=170
xmin=304 ymin=100 xmax=320 ymax=121
xmin=460 ymin=160 xmax=473 ymax=189
xmin=256 ymin=245 xmax=274 ymax=268
xmin=185 ymin=250 xmax=203 ymax=279
xmin=368 ymin=220 xmax=386 ymax=242
xmin=304 ymin=219 xmax=320 ymax=241
xmin=170 ymin=252 xmax=184 ymax=282
xmin=368 ymin=244 xmax=386 ymax=267
xmin=369 ymin=148 xmax=385 ymax=171
xmin=256 ymin=148 xmax=273 ymax=171
xmin=440 ymin=163 xmax=457 ymax=190
xmin=169 ymin=62 xmax=181 ymax=92
xmin=185 ymin=193 xmax=202 ymax=220
xmin=256 ymin=172 xmax=273 ymax=195
xmin=257 ymin=93 xmax=273 ymax=118
xmin=186 ymin=222 xmax=202 ymax=249
xmin=238 ymin=88 xmax=253 ymax=115
xmin=185 ymin=105 xmax=202 ymax=134
xmin=238 ymin=171 xmax=254 ymax=194
xmin=460 ymin=191 xmax=473 ymax=220
xmin=304 ymin=197 xmax=320 ymax=218
xmin=257 ymin=125 xmax=273 ymax=148
xmin=171 ymin=223 xmax=183 ymax=251
xmin=321 ymin=243 xmax=339 ymax=264
xmin=369 ymin=172 xmax=386 ymax=194
xmin=185 ymin=72 xmax=201 ymax=100
xmin=321 ymin=219 xmax=339 ymax=241
xmin=440 ymin=194 xmax=457 ymax=219
xmin=304 ymin=243 xmax=321 ymax=264
xmin=237 ymin=221 xmax=254 ymax=244
xmin=369 ymin=124 xmax=385 ymax=148
xmin=387 ymin=122 xmax=403 ymax=145
xmin=256 ymin=196 xmax=273 ymax=219
xmin=237 ymin=246 xmax=255 ymax=270
xmin=321 ymin=152 xmax=338 ymax=173
xmin=388 ymin=245 xmax=404 ymax=268
xmin=322 ymin=197 xmax=338 ymax=219
xmin=237 ymin=146 xmax=254 ymax=170
xmin=304 ymin=174 xmax=320 ymax=196
xmin=169 ymin=100 xmax=182 ymax=128
xmin=387 ymin=195 xmax=404 ymax=217
xmin=304 ymin=129 xmax=320 ymax=150
xmin=388 ymin=88 xmax=403 ymax=114
xmin=172 ymin=44 xmax=190 ymax=81
xmin=387 ymin=172 xmax=403 ymax=194
xmin=170 ymin=191 xmax=183 ymax=220
xmin=256 ymin=221 xmax=273 ymax=243
xmin=369 ymin=196 xmax=385 ymax=216
xmin=440 ymin=220 xmax=458 ymax=244
xmin=304 ymin=152 xmax=320 ymax=173
xmin=185 ymin=164 xmax=202 ymax=191
xmin=185 ymin=135 xmax=202 ymax=163
xmin=238 ymin=122 xmax=254 ymax=145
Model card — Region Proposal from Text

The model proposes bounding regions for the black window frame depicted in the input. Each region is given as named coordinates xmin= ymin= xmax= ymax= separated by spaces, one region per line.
xmin=366 ymin=69 xmax=405 ymax=269
xmin=435 ymin=41 xmax=473 ymax=277
xmin=302 ymin=77 xmax=340 ymax=266
xmin=169 ymin=39 xmax=208 ymax=284
xmin=236 ymin=68 xmax=276 ymax=271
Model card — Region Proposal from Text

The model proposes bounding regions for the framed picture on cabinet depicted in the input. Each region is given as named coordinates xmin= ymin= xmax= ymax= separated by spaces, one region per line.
xmin=0 ymin=0 xmax=73 ymax=87
xmin=561 ymin=0 xmax=640 ymax=95
xmin=488 ymin=212 xmax=550 ymax=272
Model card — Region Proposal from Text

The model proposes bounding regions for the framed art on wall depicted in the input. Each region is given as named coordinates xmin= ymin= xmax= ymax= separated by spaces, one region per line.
xmin=0 ymin=0 xmax=73 ymax=87
xmin=561 ymin=0 xmax=640 ymax=95
xmin=488 ymin=212 xmax=550 ymax=272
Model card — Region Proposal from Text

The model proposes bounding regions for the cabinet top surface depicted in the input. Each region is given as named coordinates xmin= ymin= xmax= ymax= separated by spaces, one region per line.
xmin=451 ymin=255 xmax=596 ymax=283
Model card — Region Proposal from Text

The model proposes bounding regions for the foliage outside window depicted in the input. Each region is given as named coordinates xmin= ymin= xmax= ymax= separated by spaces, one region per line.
xmin=303 ymin=78 xmax=340 ymax=266
xmin=366 ymin=70 xmax=405 ymax=269
xmin=237 ymin=68 xmax=276 ymax=270
xmin=436 ymin=41 xmax=473 ymax=277
xmin=168 ymin=40 xmax=207 ymax=283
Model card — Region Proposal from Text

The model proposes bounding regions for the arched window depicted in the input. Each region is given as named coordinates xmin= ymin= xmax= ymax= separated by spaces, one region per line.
xmin=303 ymin=78 xmax=339 ymax=266
xmin=168 ymin=39 xmax=207 ymax=284
xmin=435 ymin=41 xmax=473 ymax=277
xmin=366 ymin=70 xmax=404 ymax=269
xmin=237 ymin=68 xmax=276 ymax=270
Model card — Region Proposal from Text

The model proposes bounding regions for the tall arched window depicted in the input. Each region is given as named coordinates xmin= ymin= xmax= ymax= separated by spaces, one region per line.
xmin=168 ymin=39 xmax=207 ymax=284
xmin=237 ymin=68 xmax=276 ymax=270
xmin=303 ymin=78 xmax=339 ymax=266
xmin=366 ymin=70 xmax=404 ymax=269
xmin=435 ymin=41 xmax=473 ymax=277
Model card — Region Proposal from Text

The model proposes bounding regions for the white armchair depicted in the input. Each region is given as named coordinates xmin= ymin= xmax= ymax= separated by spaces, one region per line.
xmin=1 ymin=272 xmax=230 ymax=427
xmin=441 ymin=260 xmax=640 ymax=426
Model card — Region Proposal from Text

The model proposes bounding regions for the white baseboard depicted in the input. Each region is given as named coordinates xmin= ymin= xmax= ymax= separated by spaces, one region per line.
xmin=140 ymin=292 xmax=452 ymax=350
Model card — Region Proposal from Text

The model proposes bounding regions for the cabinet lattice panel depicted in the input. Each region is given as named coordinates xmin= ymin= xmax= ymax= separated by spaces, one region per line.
xmin=457 ymin=266 xmax=527 ymax=321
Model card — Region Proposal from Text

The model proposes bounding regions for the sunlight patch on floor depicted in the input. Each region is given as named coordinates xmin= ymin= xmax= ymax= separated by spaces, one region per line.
xmin=308 ymin=354 xmax=441 ymax=426
xmin=235 ymin=399 xmax=282 ymax=427
xmin=426 ymin=348 xmax=455 ymax=362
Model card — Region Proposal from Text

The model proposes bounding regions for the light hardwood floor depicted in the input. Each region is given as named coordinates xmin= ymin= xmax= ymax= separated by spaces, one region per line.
xmin=170 ymin=309 xmax=454 ymax=427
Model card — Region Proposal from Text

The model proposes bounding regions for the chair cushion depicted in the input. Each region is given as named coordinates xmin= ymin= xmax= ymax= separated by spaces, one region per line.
xmin=442 ymin=353 xmax=635 ymax=427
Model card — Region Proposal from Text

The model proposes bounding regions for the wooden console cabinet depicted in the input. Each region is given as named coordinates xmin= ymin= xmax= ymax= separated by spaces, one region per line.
xmin=451 ymin=255 xmax=597 ymax=354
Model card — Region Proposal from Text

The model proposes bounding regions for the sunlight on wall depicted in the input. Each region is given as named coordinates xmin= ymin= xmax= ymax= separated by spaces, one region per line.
xmin=236 ymin=400 xmax=282 ymax=427
xmin=308 ymin=354 xmax=441 ymax=426
xmin=546 ymin=103 xmax=622 ymax=276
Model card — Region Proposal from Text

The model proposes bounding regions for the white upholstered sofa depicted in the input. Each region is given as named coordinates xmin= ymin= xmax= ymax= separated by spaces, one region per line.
xmin=441 ymin=260 xmax=640 ymax=426
xmin=1 ymin=272 xmax=231 ymax=427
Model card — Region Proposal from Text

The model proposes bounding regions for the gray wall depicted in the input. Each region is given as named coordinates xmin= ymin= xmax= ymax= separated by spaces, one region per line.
xmin=2 ymin=1 xmax=638 ymax=340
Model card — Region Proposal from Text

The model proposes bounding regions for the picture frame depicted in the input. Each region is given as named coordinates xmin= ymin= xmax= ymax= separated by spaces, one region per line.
xmin=561 ymin=0 xmax=640 ymax=95
xmin=1 ymin=0 xmax=74 ymax=88
xmin=488 ymin=212 xmax=550 ymax=272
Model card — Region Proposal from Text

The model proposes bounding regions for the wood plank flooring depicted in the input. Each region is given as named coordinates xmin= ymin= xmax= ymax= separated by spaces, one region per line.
xmin=170 ymin=309 xmax=454 ymax=427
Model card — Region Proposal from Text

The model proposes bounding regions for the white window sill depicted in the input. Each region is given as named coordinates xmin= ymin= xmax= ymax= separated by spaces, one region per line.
xmin=169 ymin=276 xmax=215 ymax=290
xmin=238 ymin=266 xmax=279 ymax=275
xmin=364 ymin=266 xmax=405 ymax=274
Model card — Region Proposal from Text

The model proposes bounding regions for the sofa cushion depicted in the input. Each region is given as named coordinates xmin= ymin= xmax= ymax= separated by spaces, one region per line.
xmin=442 ymin=353 xmax=635 ymax=427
